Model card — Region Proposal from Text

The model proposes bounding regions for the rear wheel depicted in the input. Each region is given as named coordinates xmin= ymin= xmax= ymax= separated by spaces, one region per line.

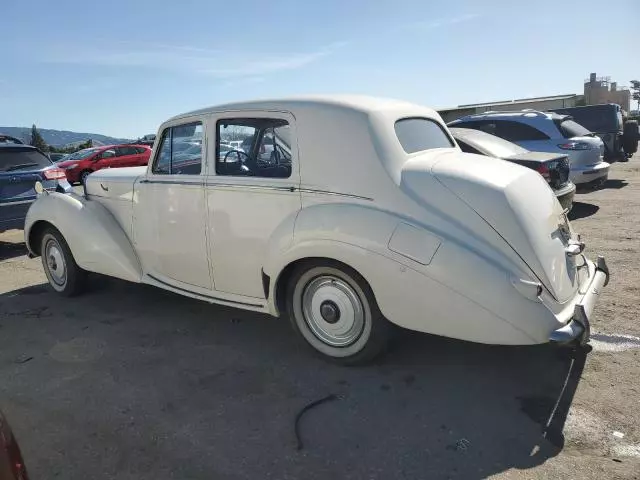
xmin=286 ymin=261 xmax=391 ymax=365
xmin=40 ymin=228 xmax=86 ymax=296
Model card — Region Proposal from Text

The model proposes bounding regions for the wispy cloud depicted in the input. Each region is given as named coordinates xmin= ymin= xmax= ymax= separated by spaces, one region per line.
xmin=42 ymin=41 xmax=347 ymax=79
xmin=201 ymin=42 xmax=347 ymax=78
xmin=221 ymin=76 xmax=266 ymax=88
xmin=407 ymin=13 xmax=481 ymax=30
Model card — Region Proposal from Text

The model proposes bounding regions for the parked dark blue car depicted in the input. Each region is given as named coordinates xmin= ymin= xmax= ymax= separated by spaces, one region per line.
xmin=0 ymin=142 xmax=71 ymax=232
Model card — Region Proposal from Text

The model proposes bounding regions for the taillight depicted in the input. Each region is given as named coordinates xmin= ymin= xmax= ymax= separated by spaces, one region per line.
xmin=43 ymin=168 xmax=66 ymax=180
xmin=536 ymin=164 xmax=550 ymax=181
xmin=557 ymin=142 xmax=591 ymax=151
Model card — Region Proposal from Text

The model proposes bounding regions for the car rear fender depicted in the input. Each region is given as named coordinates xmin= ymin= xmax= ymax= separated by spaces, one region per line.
xmin=24 ymin=192 xmax=142 ymax=283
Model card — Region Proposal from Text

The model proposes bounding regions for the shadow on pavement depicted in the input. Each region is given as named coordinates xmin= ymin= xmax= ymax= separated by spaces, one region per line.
xmin=602 ymin=179 xmax=628 ymax=190
xmin=568 ymin=202 xmax=600 ymax=221
xmin=0 ymin=241 xmax=27 ymax=261
xmin=0 ymin=279 xmax=585 ymax=480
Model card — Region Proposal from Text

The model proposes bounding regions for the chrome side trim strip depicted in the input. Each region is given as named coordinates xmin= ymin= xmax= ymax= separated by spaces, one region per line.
xmin=298 ymin=188 xmax=373 ymax=201
xmin=139 ymin=178 xmax=372 ymax=201
xmin=204 ymin=182 xmax=295 ymax=192
xmin=139 ymin=179 xmax=201 ymax=186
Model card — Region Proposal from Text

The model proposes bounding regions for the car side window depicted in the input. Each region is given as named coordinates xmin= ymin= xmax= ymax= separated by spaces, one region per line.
xmin=116 ymin=146 xmax=137 ymax=156
xmin=152 ymin=122 xmax=203 ymax=175
xmin=100 ymin=149 xmax=117 ymax=159
xmin=494 ymin=121 xmax=549 ymax=142
xmin=216 ymin=118 xmax=291 ymax=178
xmin=452 ymin=120 xmax=496 ymax=135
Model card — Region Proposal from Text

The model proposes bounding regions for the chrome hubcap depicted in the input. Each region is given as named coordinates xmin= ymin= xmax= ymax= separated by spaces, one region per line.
xmin=45 ymin=240 xmax=66 ymax=286
xmin=302 ymin=276 xmax=364 ymax=347
xmin=320 ymin=300 xmax=341 ymax=324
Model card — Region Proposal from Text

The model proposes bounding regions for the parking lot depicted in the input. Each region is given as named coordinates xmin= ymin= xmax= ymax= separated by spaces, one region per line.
xmin=0 ymin=157 xmax=639 ymax=479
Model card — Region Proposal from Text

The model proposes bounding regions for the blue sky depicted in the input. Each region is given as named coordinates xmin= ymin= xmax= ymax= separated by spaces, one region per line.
xmin=1 ymin=0 xmax=637 ymax=138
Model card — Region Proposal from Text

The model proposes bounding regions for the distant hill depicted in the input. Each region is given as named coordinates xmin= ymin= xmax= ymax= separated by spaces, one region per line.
xmin=0 ymin=126 xmax=131 ymax=147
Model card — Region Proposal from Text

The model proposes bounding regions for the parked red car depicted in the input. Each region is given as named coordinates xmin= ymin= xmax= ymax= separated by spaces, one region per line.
xmin=57 ymin=144 xmax=151 ymax=184
xmin=0 ymin=409 xmax=29 ymax=480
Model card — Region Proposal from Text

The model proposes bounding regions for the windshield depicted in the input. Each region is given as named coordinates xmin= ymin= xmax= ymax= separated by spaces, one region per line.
xmin=0 ymin=148 xmax=52 ymax=172
xmin=65 ymin=148 xmax=101 ymax=160
xmin=451 ymin=128 xmax=528 ymax=158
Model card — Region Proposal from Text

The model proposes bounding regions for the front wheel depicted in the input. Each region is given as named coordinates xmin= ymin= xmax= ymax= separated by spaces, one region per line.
xmin=286 ymin=261 xmax=391 ymax=365
xmin=40 ymin=228 xmax=87 ymax=296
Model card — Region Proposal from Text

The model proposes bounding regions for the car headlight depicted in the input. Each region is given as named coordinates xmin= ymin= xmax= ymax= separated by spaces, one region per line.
xmin=66 ymin=164 xmax=79 ymax=169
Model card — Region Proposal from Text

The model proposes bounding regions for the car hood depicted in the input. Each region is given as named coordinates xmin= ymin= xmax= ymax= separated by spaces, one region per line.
xmin=84 ymin=166 xmax=147 ymax=201
xmin=401 ymin=150 xmax=579 ymax=302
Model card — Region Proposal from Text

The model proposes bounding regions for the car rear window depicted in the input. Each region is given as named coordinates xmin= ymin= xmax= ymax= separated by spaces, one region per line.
xmin=0 ymin=148 xmax=52 ymax=172
xmin=555 ymin=119 xmax=592 ymax=139
xmin=395 ymin=118 xmax=454 ymax=154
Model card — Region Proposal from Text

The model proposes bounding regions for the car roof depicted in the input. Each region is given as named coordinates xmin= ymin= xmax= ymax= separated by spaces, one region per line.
xmin=0 ymin=143 xmax=37 ymax=150
xmin=168 ymin=95 xmax=439 ymax=122
xmin=453 ymin=110 xmax=568 ymax=123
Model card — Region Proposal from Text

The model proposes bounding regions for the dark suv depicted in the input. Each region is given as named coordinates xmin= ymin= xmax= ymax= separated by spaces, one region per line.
xmin=0 ymin=143 xmax=71 ymax=232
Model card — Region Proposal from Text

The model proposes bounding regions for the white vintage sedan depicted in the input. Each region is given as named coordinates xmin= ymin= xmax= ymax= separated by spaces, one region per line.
xmin=24 ymin=96 xmax=609 ymax=364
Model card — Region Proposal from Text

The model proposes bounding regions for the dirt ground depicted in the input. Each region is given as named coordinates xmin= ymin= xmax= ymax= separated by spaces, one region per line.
xmin=1 ymin=157 xmax=639 ymax=480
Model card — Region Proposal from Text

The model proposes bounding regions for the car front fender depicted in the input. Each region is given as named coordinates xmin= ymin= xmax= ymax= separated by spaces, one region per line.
xmin=24 ymin=192 xmax=142 ymax=283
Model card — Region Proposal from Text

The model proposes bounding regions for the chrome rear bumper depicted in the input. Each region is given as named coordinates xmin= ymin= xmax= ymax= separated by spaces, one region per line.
xmin=549 ymin=256 xmax=609 ymax=345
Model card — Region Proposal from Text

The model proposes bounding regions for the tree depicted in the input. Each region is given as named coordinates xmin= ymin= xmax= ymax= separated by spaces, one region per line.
xmin=631 ymin=80 xmax=640 ymax=113
xmin=30 ymin=124 xmax=48 ymax=151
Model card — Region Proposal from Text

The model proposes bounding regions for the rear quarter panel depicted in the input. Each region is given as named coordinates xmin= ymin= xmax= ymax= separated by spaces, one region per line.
xmin=264 ymin=202 xmax=558 ymax=345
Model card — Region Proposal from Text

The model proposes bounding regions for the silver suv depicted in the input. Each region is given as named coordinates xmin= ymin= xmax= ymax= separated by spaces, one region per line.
xmin=448 ymin=110 xmax=609 ymax=187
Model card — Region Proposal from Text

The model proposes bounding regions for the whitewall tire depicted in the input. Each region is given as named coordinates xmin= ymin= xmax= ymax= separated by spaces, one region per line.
xmin=40 ymin=228 xmax=86 ymax=297
xmin=287 ymin=261 xmax=391 ymax=365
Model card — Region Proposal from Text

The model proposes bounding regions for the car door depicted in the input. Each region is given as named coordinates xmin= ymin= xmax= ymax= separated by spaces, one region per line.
xmin=204 ymin=112 xmax=301 ymax=299
xmin=133 ymin=146 xmax=151 ymax=166
xmin=93 ymin=148 xmax=119 ymax=171
xmin=134 ymin=120 xmax=212 ymax=290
